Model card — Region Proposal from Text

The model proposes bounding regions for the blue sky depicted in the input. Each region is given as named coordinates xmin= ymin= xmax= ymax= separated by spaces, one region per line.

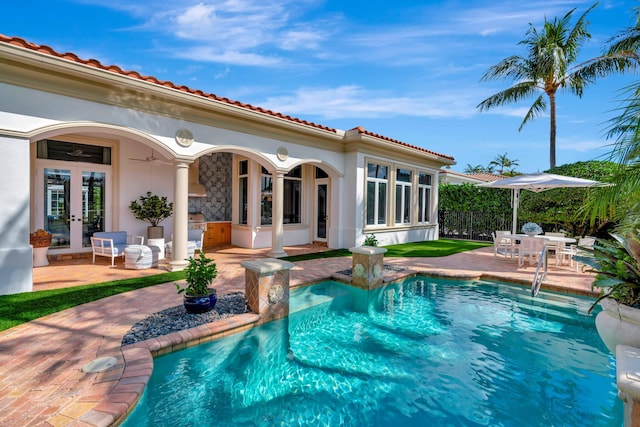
xmin=2 ymin=0 xmax=637 ymax=173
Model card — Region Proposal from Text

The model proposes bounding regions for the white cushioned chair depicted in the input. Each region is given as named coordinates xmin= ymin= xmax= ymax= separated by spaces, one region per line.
xmin=90 ymin=231 xmax=145 ymax=266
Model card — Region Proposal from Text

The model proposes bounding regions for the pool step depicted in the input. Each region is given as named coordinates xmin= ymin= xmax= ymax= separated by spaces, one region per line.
xmin=290 ymin=282 xmax=352 ymax=314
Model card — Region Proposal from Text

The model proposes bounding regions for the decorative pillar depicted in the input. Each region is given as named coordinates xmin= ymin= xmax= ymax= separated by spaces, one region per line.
xmin=168 ymin=161 xmax=190 ymax=271
xmin=241 ymin=258 xmax=294 ymax=322
xmin=269 ymin=171 xmax=287 ymax=257
xmin=349 ymin=246 xmax=388 ymax=290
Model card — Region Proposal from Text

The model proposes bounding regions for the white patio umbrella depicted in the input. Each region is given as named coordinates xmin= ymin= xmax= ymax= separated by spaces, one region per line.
xmin=477 ymin=172 xmax=605 ymax=234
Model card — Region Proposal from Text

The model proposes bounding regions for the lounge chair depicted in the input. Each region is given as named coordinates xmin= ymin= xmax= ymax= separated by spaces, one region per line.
xmin=90 ymin=231 xmax=145 ymax=266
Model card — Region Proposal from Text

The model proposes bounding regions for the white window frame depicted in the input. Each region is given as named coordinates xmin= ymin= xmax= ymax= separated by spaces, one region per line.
xmin=366 ymin=161 xmax=389 ymax=227
xmin=418 ymin=171 xmax=433 ymax=224
xmin=395 ymin=168 xmax=412 ymax=225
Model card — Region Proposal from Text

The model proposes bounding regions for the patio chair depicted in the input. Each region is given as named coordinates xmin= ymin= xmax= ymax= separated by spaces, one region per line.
xmin=492 ymin=231 xmax=514 ymax=260
xmin=543 ymin=232 xmax=565 ymax=263
xmin=518 ymin=236 xmax=545 ymax=267
xmin=557 ymin=236 xmax=596 ymax=272
xmin=90 ymin=231 xmax=145 ymax=266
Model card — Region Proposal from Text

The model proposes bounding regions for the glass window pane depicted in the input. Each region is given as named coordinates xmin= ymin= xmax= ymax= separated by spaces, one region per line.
xmin=397 ymin=169 xmax=412 ymax=182
xmin=419 ymin=172 xmax=432 ymax=185
xmin=286 ymin=165 xmax=302 ymax=178
xmin=38 ymin=140 xmax=111 ymax=165
xmin=366 ymin=181 xmax=375 ymax=225
xmin=403 ymin=186 xmax=411 ymax=223
xmin=368 ymin=163 xmax=387 ymax=179
xmin=378 ymin=182 xmax=386 ymax=224
xmin=395 ymin=184 xmax=402 ymax=224
xmin=261 ymin=194 xmax=272 ymax=225
xmin=283 ymin=180 xmax=301 ymax=224
xmin=239 ymin=176 xmax=248 ymax=224
xmin=316 ymin=167 xmax=328 ymax=179
xmin=239 ymin=160 xmax=248 ymax=175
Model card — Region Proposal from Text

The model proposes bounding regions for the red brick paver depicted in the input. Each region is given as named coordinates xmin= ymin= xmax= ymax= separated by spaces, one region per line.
xmin=1 ymin=245 xmax=595 ymax=426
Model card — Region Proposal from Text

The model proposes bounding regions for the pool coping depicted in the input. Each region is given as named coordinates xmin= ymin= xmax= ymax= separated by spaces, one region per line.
xmin=91 ymin=267 xmax=598 ymax=426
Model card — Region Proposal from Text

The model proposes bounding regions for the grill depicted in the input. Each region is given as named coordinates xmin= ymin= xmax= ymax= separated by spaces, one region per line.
xmin=188 ymin=212 xmax=207 ymax=231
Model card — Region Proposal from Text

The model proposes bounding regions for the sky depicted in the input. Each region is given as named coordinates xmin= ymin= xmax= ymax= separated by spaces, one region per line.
xmin=2 ymin=0 xmax=638 ymax=173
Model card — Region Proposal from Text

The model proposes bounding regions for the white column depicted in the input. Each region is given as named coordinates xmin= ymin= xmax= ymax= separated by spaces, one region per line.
xmin=268 ymin=171 xmax=287 ymax=257
xmin=0 ymin=135 xmax=33 ymax=295
xmin=168 ymin=161 xmax=190 ymax=271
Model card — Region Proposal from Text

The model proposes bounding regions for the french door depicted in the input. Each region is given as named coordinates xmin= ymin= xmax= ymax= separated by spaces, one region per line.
xmin=315 ymin=180 xmax=328 ymax=241
xmin=36 ymin=160 xmax=111 ymax=252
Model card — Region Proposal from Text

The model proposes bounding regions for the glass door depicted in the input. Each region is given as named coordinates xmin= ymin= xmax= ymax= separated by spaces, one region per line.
xmin=37 ymin=162 xmax=109 ymax=252
xmin=315 ymin=180 xmax=328 ymax=241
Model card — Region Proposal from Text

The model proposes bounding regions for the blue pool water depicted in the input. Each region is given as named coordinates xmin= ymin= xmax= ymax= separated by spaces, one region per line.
xmin=123 ymin=277 xmax=622 ymax=426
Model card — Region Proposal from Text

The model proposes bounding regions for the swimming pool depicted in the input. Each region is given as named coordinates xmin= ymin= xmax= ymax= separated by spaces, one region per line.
xmin=123 ymin=276 xmax=622 ymax=426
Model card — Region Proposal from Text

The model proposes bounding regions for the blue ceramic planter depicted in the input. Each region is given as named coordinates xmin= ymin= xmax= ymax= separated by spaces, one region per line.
xmin=183 ymin=291 xmax=217 ymax=313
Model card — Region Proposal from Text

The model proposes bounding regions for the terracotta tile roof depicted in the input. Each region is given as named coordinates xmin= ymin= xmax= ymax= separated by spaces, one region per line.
xmin=1 ymin=34 xmax=455 ymax=162
xmin=441 ymin=169 xmax=506 ymax=182
xmin=466 ymin=172 xmax=508 ymax=181
xmin=350 ymin=126 xmax=454 ymax=161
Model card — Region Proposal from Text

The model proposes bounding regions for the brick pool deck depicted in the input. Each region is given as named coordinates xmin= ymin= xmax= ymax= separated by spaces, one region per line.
xmin=0 ymin=245 xmax=596 ymax=426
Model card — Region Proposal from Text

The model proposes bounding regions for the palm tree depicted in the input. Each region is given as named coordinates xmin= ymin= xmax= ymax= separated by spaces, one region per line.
xmin=464 ymin=164 xmax=487 ymax=173
xmin=489 ymin=152 xmax=519 ymax=175
xmin=477 ymin=4 xmax=635 ymax=169
xmin=584 ymin=8 xmax=640 ymax=231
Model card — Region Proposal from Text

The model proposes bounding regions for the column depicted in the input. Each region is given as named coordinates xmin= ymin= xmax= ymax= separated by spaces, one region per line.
xmin=241 ymin=258 xmax=294 ymax=321
xmin=268 ymin=171 xmax=287 ymax=257
xmin=349 ymin=246 xmax=388 ymax=290
xmin=168 ymin=161 xmax=190 ymax=271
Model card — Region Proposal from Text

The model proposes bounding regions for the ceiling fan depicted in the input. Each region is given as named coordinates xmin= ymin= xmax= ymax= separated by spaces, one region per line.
xmin=128 ymin=149 xmax=173 ymax=166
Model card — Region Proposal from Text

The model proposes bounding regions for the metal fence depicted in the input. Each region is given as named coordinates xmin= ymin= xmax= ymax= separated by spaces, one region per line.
xmin=438 ymin=210 xmax=514 ymax=242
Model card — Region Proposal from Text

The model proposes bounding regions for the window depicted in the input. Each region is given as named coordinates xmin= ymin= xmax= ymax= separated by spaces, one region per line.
xmin=366 ymin=163 xmax=388 ymax=225
xmin=37 ymin=140 xmax=111 ymax=165
xmin=238 ymin=160 xmax=248 ymax=225
xmin=261 ymin=167 xmax=272 ymax=225
xmin=395 ymin=169 xmax=412 ymax=225
xmin=284 ymin=166 xmax=302 ymax=224
xmin=418 ymin=172 xmax=432 ymax=223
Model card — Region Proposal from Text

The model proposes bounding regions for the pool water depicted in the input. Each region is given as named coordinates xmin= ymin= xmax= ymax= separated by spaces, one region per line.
xmin=123 ymin=277 xmax=622 ymax=426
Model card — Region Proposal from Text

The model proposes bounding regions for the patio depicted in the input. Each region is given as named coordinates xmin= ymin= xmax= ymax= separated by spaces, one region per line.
xmin=1 ymin=244 xmax=596 ymax=426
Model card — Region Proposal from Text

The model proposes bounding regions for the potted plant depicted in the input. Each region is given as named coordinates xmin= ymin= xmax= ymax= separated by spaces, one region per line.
xmin=129 ymin=192 xmax=173 ymax=239
xmin=175 ymin=252 xmax=218 ymax=313
xmin=30 ymin=229 xmax=52 ymax=267
xmin=30 ymin=229 xmax=52 ymax=248
xmin=574 ymin=232 xmax=640 ymax=353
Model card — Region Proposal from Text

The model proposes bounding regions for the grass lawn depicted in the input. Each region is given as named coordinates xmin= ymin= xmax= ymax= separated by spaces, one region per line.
xmin=0 ymin=271 xmax=185 ymax=332
xmin=0 ymin=239 xmax=489 ymax=332
xmin=281 ymin=239 xmax=490 ymax=262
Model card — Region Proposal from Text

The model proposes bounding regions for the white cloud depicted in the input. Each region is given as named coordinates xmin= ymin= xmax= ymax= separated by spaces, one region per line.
xmin=175 ymin=46 xmax=282 ymax=66
xmin=260 ymin=85 xmax=483 ymax=119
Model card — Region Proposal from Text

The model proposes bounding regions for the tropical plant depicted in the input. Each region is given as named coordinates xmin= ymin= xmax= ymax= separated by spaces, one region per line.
xmin=477 ymin=3 xmax=636 ymax=169
xmin=584 ymin=8 xmax=640 ymax=234
xmin=175 ymin=252 xmax=217 ymax=297
xmin=129 ymin=192 xmax=173 ymax=227
xmin=363 ymin=234 xmax=378 ymax=246
xmin=574 ymin=232 xmax=640 ymax=312
xmin=489 ymin=153 xmax=519 ymax=175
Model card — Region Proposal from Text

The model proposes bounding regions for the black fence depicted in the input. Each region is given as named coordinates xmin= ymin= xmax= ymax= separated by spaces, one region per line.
xmin=438 ymin=210 xmax=514 ymax=242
